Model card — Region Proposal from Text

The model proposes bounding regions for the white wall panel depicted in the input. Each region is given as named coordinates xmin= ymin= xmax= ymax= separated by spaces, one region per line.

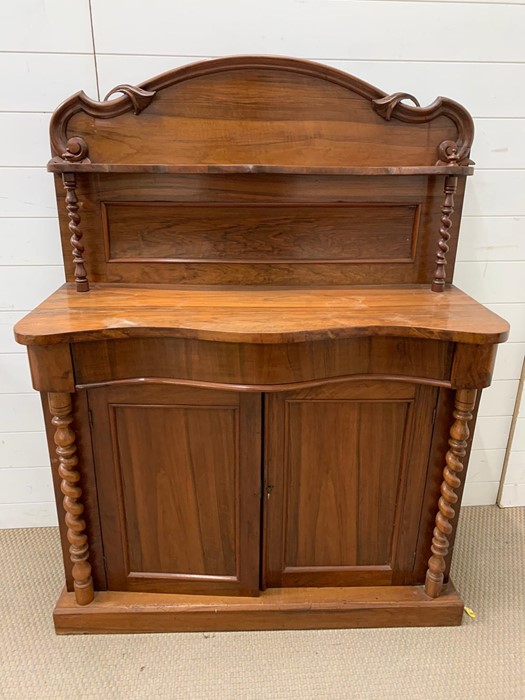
xmin=512 ymin=418 xmax=525 ymax=451
xmin=486 ymin=304 xmax=525 ymax=343
xmin=0 ymin=168 xmax=56 ymax=218
xmin=505 ymin=450 xmax=525 ymax=484
xmin=0 ymin=53 xmax=98 ymax=111
xmin=473 ymin=119 xmax=525 ymax=169
xmin=466 ymin=449 xmax=506 ymax=484
xmin=0 ymin=312 xmax=26 ymax=353
xmin=0 ymin=114 xmax=51 ymax=166
xmin=0 ymin=354 xmax=33 ymax=394
xmin=0 ymin=467 xmax=54 ymax=504
xmin=500 ymin=390 xmax=525 ymax=505
xmin=454 ymin=262 xmax=525 ymax=303
xmin=1 ymin=1 xmax=525 ymax=523
xmin=499 ymin=482 xmax=525 ymax=507
xmin=463 ymin=171 xmax=525 ymax=217
xmin=0 ymin=502 xmax=57 ymax=528
xmin=96 ymin=55 xmax=525 ymax=118
xmin=472 ymin=416 xmax=513 ymax=451
xmin=462 ymin=482 xmax=500 ymax=507
xmin=387 ymin=0 xmax=523 ymax=4
xmin=457 ymin=217 xmax=525 ymax=263
xmin=328 ymin=61 xmax=525 ymax=119
xmin=492 ymin=344 xmax=525 ymax=381
xmin=0 ymin=395 xmax=45 ymax=433
xmin=96 ymin=55 xmax=204 ymax=95
xmin=0 ymin=432 xmax=49 ymax=469
xmin=0 ymin=219 xmax=63 ymax=266
xmin=0 ymin=0 xmax=93 ymax=53
xmin=479 ymin=380 xmax=520 ymax=417
xmin=90 ymin=0 xmax=525 ymax=63
xmin=0 ymin=267 xmax=65 ymax=311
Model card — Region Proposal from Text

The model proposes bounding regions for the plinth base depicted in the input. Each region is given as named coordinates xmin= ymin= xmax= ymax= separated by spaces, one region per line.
xmin=53 ymin=582 xmax=464 ymax=634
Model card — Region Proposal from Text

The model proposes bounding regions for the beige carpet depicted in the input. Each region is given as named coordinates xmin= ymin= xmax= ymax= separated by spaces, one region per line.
xmin=0 ymin=506 xmax=524 ymax=700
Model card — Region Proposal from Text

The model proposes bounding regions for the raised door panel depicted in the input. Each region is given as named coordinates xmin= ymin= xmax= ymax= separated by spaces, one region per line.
xmin=88 ymin=384 xmax=261 ymax=596
xmin=263 ymin=380 xmax=437 ymax=588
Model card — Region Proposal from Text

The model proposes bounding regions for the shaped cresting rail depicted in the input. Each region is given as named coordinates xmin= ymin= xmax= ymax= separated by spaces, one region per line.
xmin=47 ymin=59 xmax=473 ymax=293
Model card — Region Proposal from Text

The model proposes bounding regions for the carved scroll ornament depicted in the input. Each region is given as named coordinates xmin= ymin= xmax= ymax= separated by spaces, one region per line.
xmin=51 ymin=85 xmax=156 ymax=163
xmin=373 ymin=92 xmax=474 ymax=166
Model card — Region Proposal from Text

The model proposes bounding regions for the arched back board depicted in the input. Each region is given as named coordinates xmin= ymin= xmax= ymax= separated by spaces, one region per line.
xmin=48 ymin=56 xmax=475 ymax=288
xmin=50 ymin=55 xmax=474 ymax=168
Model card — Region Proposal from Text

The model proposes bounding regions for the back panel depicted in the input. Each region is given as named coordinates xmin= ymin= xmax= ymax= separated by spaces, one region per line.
xmin=49 ymin=56 xmax=473 ymax=287
xmin=55 ymin=172 xmax=465 ymax=286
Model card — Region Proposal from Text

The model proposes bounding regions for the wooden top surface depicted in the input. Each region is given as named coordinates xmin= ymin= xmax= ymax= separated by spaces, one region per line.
xmin=15 ymin=284 xmax=509 ymax=346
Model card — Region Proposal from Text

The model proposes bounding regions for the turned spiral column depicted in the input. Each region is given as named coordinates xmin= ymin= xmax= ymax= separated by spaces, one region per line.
xmin=431 ymin=175 xmax=458 ymax=293
xmin=425 ymin=388 xmax=477 ymax=598
xmin=48 ymin=392 xmax=94 ymax=605
xmin=62 ymin=172 xmax=89 ymax=292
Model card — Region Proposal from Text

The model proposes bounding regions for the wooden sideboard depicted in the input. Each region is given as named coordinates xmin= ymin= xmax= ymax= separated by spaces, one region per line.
xmin=15 ymin=56 xmax=509 ymax=634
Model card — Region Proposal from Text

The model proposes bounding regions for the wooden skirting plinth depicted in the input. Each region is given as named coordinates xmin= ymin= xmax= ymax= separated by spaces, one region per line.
xmin=54 ymin=583 xmax=464 ymax=634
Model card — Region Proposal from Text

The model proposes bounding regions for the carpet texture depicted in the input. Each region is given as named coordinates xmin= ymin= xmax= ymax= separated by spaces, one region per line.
xmin=0 ymin=505 xmax=524 ymax=699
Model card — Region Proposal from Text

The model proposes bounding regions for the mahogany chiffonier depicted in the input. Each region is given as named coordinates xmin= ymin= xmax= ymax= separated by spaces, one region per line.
xmin=15 ymin=56 xmax=509 ymax=634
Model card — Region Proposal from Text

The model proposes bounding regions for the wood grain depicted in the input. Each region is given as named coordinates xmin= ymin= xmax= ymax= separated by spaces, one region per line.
xmin=88 ymin=383 xmax=261 ymax=596
xmin=17 ymin=56 xmax=508 ymax=632
xmin=15 ymin=284 xmax=509 ymax=346
xmin=53 ymin=582 xmax=464 ymax=634
xmin=71 ymin=336 xmax=453 ymax=388
xmin=264 ymin=380 xmax=438 ymax=588
xmin=432 ymin=176 xmax=458 ymax=293
xmin=52 ymin=173 xmax=466 ymax=287
xmin=451 ymin=343 xmax=498 ymax=389
xmin=104 ymin=202 xmax=419 ymax=264
xmin=48 ymin=392 xmax=94 ymax=605
xmin=412 ymin=389 xmax=480 ymax=585
xmin=48 ymin=163 xmax=474 ymax=175
xmin=425 ymin=388 xmax=477 ymax=598
xmin=49 ymin=56 xmax=474 ymax=168
xmin=62 ymin=173 xmax=89 ymax=292
xmin=27 ymin=344 xmax=74 ymax=392
xmin=41 ymin=391 xmax=107 ymax=593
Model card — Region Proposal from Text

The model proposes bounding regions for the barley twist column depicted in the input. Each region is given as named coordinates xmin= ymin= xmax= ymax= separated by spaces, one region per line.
xmin=48 ymin=392 xmax=94 ymax=605
xmin=431 ymin=175 xmax=458 ymax=293
xmin=425 ymin=388 xmax=477 ymax=598
xmin=62 ymin=172 xmax=89 ymax=292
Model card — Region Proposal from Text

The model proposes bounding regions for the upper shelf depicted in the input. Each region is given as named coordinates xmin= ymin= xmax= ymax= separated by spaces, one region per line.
xmin=15 ymin=284 xmax=509 ymax=347
xmin=48 ymin=55 xmax=475 ymax=171
xmin=47 ymin=163 xmax=474 ymax=175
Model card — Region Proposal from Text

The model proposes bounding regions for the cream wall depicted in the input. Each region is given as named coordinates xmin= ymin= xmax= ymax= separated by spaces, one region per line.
xmin=1 ymin=0 xmax=524 ymax=526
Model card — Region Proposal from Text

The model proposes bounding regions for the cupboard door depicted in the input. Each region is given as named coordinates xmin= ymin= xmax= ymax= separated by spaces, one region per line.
xmin=263 ymin=380 xmax=437 ymax=588
xmin=88 ymin=384 xmax=261 ymax=596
